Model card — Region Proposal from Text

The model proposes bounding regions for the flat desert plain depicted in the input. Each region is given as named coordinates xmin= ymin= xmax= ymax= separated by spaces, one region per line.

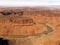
xmin=0 ymin=7 xmax=60 ymax=45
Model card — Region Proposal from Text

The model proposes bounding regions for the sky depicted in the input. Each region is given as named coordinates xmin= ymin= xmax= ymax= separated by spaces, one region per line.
xmin=0 ymin=0 xmax=60 ymax=7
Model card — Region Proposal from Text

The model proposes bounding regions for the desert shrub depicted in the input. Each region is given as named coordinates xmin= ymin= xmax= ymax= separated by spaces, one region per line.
xmin=1 ymin=10 xmax=12 ymax=15
xmin=0 ymin=38 xmax=9 ymax=45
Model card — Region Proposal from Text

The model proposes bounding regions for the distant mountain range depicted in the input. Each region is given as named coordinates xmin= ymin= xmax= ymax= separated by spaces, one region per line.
xmin=0 ymin=5 xmax=60 ymax=8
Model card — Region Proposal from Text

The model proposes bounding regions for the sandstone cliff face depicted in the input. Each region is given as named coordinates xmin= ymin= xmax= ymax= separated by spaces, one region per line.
xmin=0 ymin=7 xmax=60 ymax=45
